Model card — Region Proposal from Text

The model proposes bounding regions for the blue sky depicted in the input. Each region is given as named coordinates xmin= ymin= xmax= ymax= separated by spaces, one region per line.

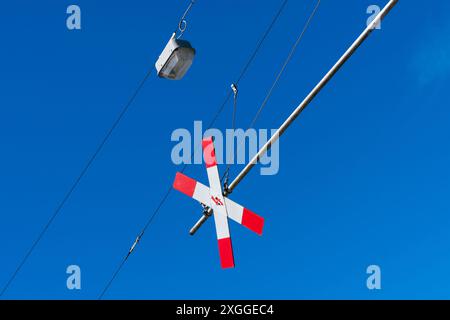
xmin=1 ymin=0 xmax=450 ymax=299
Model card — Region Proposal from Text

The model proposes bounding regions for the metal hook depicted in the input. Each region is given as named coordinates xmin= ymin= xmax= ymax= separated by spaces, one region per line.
xmin=178 ymin=19 xmax=187 ymax=34
xmin=176 ymin=0 xmax=196 ymax=39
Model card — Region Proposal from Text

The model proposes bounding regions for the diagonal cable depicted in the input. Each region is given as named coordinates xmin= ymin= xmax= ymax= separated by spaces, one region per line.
xmin=249 ymin=0 xmax=321 ymax=128
xmin=98 ymin=0 xmax=289 ymax=299
xmin=0 ymin=68 xmax=154 ymax=297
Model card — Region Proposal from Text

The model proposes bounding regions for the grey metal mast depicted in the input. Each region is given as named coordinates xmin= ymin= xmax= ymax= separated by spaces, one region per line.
xmin=190 ymin=0 xmax=399 ymax=235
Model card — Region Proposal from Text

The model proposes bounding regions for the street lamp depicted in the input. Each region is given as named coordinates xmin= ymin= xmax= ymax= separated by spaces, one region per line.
xmin=155 ymin=33 xmax=196 ymax=80
xmin=155 ymin=0 xmax=196 ymax=80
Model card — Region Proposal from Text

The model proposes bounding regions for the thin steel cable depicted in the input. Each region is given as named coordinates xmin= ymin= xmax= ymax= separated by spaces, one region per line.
xmin=236 ymin=0 xmax=288 ymax=84
xmin=98 ymin=0 xmax=289 ymax=299
xmin=231 ymin=87 xmax=238 ymax=132
xmin=222 ymin=0 xmax=321 ymax=184
xmin=176 ymin=0 xmax=196 ymax=38
xmin=249 ymin=0 xmax=321 ymax=129
xmin=223 ymin=85 xmax=238 ymax=187
xmin=98 ymin=254 xmax=128 ymax=300
xmin=0 ymin=68 xmax=154 ymax=298
xmin=98 ymin=184 xmax=173 ymax=300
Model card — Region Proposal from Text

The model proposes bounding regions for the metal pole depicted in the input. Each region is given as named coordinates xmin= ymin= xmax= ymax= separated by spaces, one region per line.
xmin=190 ymin=0 xmax=399 ymax=235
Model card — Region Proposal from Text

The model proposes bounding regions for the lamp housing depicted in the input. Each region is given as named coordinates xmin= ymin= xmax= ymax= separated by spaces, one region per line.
xmin=155 ymin=33 xmax=195 ymax=80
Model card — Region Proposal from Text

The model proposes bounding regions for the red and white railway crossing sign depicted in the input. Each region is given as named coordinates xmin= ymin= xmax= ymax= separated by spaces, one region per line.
xmin=173 ymin=137 xmax=264 ymax=268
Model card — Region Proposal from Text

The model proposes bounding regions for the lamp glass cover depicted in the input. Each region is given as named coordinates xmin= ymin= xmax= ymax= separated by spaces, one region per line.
xmin=160 ymin=47 xmax=195 ymax=80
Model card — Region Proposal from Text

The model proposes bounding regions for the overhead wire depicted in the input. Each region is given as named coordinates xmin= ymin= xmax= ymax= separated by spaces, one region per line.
xmin=250 ymin=0 xmax=321 ymax=129
xmin=224 ymin=0 xmax=321 ymax=184
xmin=98 ymin=0 xmax=289 ymax=299
xmin=1 ymin=0 xmax=201 ymax=299
xmin=222 ymin=84 xmax=239 ymax=189
xmin=176 ymin=0 xmax=196 ymax=38
xmin=0 ymin=67 xmax=154 ymax=297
